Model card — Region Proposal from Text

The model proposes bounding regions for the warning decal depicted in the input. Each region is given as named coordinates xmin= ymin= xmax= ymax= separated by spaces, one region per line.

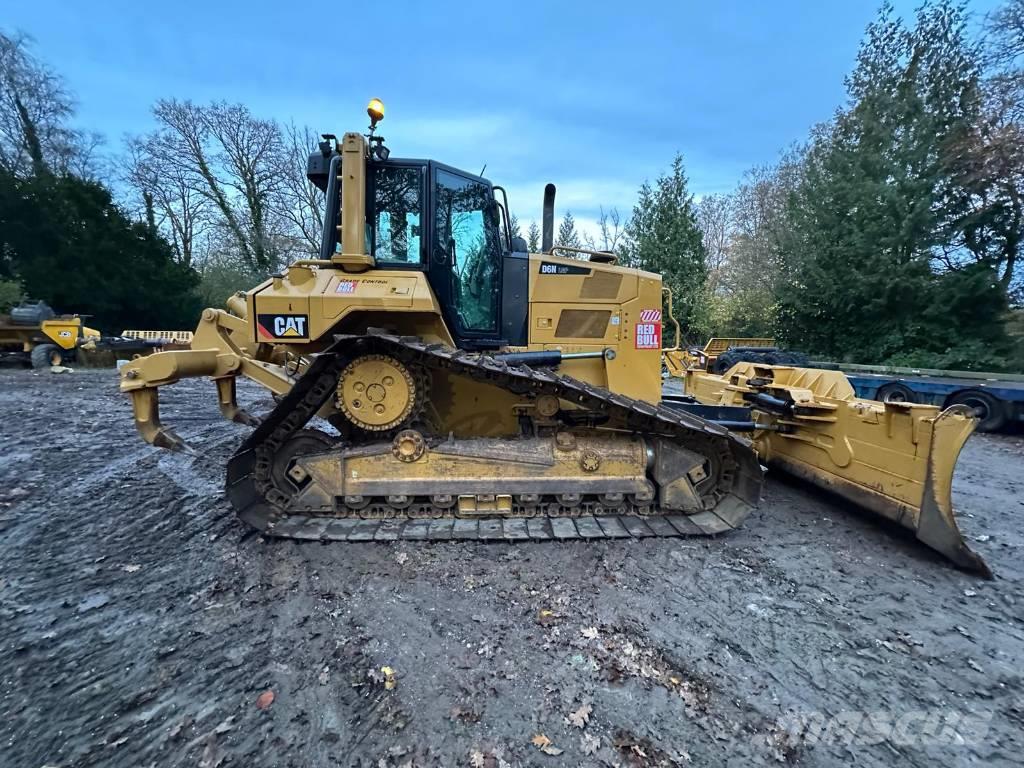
xmin=635 ymin=309 xmax=662 ymax=349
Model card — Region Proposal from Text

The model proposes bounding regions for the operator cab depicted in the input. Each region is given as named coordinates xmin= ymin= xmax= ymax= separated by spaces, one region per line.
xmin=307 ymin=103 xmax=523 ymax=350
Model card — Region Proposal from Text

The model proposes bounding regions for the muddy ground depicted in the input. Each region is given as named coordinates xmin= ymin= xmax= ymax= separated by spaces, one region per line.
xmin=0 ymin=368 xmax=1022 ymax=768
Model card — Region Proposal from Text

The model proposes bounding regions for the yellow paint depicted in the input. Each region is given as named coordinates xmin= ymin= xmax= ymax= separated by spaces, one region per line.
xmin=41 ymin=318 xmax=84 ymax=350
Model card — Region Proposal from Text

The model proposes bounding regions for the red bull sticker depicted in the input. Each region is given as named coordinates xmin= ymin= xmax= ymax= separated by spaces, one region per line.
xmin=635 ymin=310 xmax=662 ymax=349
xmin=336 ymin=280 xmax=358 ymax=293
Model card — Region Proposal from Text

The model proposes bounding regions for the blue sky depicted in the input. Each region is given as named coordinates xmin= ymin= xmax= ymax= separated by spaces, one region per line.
xmin=5 ymin=0 xmax=1000 ymax=235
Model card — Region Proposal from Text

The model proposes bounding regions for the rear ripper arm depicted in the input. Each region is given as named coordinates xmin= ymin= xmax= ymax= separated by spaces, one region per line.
xmin=120 ymin=305 xmax=290 ymax=450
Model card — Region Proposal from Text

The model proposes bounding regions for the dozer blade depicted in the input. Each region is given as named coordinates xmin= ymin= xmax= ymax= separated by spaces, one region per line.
xmin=681 ymin=364 xmax=992 ymax=577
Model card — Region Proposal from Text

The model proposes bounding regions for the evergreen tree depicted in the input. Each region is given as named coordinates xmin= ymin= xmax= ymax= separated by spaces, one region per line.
xmin=776 ymin=1 xmax=1010 ymax=367
xmin=0 ymin=168 xmax=200 ymax=332
xmin=527 ymin=220 xmax=541 ymax=252
xmin=508 ymin=213 xmax=522 ymax=242
xmin=556 ymin=211 xmax=581 ymax=249
xmin=621 ymin=154 xmax=707 ymax=332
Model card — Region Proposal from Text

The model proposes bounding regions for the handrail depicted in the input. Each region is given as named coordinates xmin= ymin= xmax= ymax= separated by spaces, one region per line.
xmin=548 ymin=245 xmax=616 ymax=264
xmin=661 ymin=286 xmax=682 ymax=351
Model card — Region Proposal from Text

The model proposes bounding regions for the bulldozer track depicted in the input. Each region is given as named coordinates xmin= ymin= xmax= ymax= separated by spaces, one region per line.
xmin=226 ymin=334 xmax=764 ymax=541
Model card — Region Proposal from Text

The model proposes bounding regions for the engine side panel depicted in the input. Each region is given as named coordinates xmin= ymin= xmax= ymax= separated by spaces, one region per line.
xmin=528 ymin=254 xmax=663 ymax=403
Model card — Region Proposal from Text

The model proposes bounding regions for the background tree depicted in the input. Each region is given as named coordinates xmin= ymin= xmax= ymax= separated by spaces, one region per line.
xmin=0 ymin=31 xmax=100 ymax=179
xmin=776 ymin=1 xmax=1010 ymax=367
xmin=272 ymin=122 xmax=325 ymax=257
xmin=696 ymin=194 xmax=731 ymax=296
xmin=621 ymin=155 xmax=707 ymax=334
xmin=0 ymin=31 xmax=200 ymax=332
xmin=0 ymin=168 xmax=200 ymax=331
xmin=507 ymin=213 xmax=522 ymax=244
xmin=124 ymin=134 xmax=210 ymax=267
xmin=527 ymin=220 xmax=541 ymax=252
xmin=137 ymin=100 xmax=289 ymax=275
xmin=556 ymin=211 xmax=581 ymax=249
xmin=581 ymin=206 xmax=625 ymax=254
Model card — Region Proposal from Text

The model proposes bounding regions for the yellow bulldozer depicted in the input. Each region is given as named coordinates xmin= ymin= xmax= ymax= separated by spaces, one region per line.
xmin=119 ymin=100 xmax=990 ymax=577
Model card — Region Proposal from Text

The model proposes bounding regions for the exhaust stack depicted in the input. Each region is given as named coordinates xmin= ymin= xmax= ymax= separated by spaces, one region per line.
xmin=541 ymin=183 xmax=556 ymax=253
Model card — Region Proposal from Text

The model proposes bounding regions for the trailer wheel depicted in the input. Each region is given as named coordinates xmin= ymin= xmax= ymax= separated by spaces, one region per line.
xmin=877 ymin=383 xmax=918 ymax=404
xmin=948 ymin=390 xmax=1006 ymax=432
xmin=30 ymin=344 xmax=63 ymax=369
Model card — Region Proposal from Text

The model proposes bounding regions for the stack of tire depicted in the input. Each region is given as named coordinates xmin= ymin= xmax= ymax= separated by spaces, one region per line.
xmin=710 ymin=347 xmax=810 ymax=375
xmin=10 ymin=301 xmax=55 ymax=326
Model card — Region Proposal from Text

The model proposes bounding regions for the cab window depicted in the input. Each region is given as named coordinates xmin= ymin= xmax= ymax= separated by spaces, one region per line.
xmin=370 ymin=165 xmax=424 ymax=264
xmin=434 ymin=169 xmax=500 ymax=334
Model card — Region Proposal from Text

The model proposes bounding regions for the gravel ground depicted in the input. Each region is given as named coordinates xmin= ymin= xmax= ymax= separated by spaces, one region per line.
xmin=0 ymin=367 xmax=1022 ymax=768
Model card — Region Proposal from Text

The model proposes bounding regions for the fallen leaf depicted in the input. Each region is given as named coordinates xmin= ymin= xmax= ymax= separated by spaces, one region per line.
xmin=255 ymin=690 xmax=275 ymax=710
xmin=566 ymin=703 xmax=592 ymax=728
xmin=122 ymin=564 xmax=142 ymax=573
xmin=381 ymin=666 xmax=397 ymax=690
xmin=532 ymin=734 xmax=564 ymax=756
xmin=581 ymin=733 xmax=600 ymax=755
xmin=581 ymin=626 xmax=599 ymax=640
xmin=469 ymin=749 xmax=485 ymax=768
xmin=963 ymin=589 xmax=977 ymax=597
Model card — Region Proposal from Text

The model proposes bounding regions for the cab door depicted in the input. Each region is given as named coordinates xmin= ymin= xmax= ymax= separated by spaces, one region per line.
xmin=429 ymin=166 xmax=503 ymax=347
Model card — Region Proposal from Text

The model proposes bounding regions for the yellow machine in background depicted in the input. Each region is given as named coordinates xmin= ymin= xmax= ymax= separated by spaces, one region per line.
xmin=119 ymin=101 xmax=989 ymax=576
xmin=0 ymin=301 xmax=100 ymax=367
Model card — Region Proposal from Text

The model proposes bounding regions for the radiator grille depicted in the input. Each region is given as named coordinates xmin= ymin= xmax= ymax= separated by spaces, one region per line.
xmin=555 ymin=309 xmax=611 ymax=338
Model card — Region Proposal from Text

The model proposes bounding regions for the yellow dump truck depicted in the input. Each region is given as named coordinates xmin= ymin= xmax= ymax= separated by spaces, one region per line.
xmin=0 ymin=301 xmax=100 ymax=367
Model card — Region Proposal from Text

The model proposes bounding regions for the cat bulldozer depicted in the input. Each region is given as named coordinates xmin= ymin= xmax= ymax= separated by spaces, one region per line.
xmin=119 ymin=100 xmax=990 ymax=576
